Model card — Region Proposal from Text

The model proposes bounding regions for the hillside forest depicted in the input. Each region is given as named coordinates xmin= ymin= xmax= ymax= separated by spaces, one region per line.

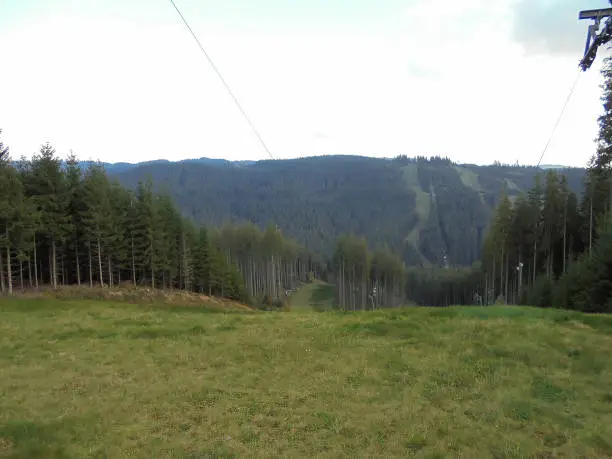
xmin=2 ymin=57 xmax=612 ymax=313
xmin=110 ymin=154 xmax=585 ymax=269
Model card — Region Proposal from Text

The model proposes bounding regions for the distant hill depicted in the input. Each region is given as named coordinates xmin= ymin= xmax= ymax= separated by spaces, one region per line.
xmin=539 ymin=164 xmax=573 ymax=170
xmin=106 ymin=155 xmax=586 ymax=268
xmin=58 ymin=157 xmax=256 ymax=175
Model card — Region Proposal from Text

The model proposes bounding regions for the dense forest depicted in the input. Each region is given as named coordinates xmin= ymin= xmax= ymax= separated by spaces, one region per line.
xmin=324 ymin=158 xmax=612 ymax=312
xmin=109 ymin=155 xmax=585 ymax=268
xmin=0 ymin=139 xmax=319 ymax=307
xmin=0 ymin=141 xmax=600 ymax=312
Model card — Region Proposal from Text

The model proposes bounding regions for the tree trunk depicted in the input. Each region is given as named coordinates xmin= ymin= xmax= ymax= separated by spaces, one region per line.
xmin=75 ymin=241 xmax=81 ymax=286
xmin=150 ymin=240 xmax=155 ymax=289
xmin=491 ymin=255 xmax=496 ymax=303
xmin=6 ymin=232 xmax=12 ymax=295
xmin=609 ymin=172 xmax=612 ymax=213
xmin=351 ymin=266 xmax=356 ymax=311
xmin=549 ymin=250 xmax=554 ymax=280
xmin=362 ymin=268 xmax=367 ymax=311
xmin=51 ymin=236 xmax=57 ymax=289
xmin=97 ymin=238 xmax=104 ymax=287
xmin=108 ymin=256 xmax=113 ymax=288
xmin=33 ymin=234 xmax=39 ymax=288
xmin=28 ymin=256 xmax=32 ymax=288
xmin=61 ymin=254 xmax=65 ymax=286
xmin=19 ymin=259 xmax=24 ymax=290
xmin=39 ymin=252 xmax=43 ymax=286
xmin=517 ymin=260 xmax=523 ymax=304
xmin=48 ymin=248 xmax=52 ymax=287
xmin=563 ymin=205 xmax=567 ymax=275
xmin=589 ymin=197 xmax=593 ymax=258
xmin=131 ymin=234 xmax=136 ymax=285
xmin=504 ymin=252 xmax=509 ymax=303
xmin=0 ymin=243 xmax=4 ymax=295
xmin=88 ymin=242 xmax=93 ymax=287
xmin=339 ymin=259 xmax=344 ymax=310
xmin=532 ymin=239 xmax=537 ymax=285
xmin=499 ymin=245 xmax=504 ymax=299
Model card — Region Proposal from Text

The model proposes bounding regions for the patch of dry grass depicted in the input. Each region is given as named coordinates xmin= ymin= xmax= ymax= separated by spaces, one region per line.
xmin=1 ymin=300 xmax=612 ymax=458
xmin=14 ymin=285 xmax=255 ymax=312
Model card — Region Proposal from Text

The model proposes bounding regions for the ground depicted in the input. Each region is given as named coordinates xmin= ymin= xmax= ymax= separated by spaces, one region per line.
xmin=1 ymin=298 xmax=612 ymax=458
xmin=288 ymin=281 xmax=334 ymax=311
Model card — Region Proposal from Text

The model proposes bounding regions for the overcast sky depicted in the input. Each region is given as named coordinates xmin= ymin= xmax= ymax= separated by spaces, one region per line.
xmin=0 ymin=0 xmax=610 ymax=166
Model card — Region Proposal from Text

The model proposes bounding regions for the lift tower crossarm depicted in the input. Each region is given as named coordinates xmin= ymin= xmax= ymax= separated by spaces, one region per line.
xmin=580 ymin=8 xmax=612 ymax=20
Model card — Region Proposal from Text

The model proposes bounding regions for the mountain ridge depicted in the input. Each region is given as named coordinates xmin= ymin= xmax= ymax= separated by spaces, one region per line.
xmin=103 ymin=155 xmax=585 ymax=268
xmin=69 ymin=155 xmax=575 ymax=171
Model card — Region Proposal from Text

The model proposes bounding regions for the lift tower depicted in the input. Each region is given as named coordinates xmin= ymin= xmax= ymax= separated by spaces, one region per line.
xmin=580 ymin=2 xmax=612 ymax=71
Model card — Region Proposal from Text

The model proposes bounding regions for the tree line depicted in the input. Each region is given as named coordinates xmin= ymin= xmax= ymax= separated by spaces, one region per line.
xmin=327 ymin=165 xmax=609 ymax=312
xmin=329 ymin=234 xmax=406 ymax=311
xmin=0 ymin=136 xmax=313 ymax=306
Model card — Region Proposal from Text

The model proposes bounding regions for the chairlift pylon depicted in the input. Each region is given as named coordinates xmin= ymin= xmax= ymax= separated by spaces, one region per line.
xmin=579 ymin=1 xmax=612 ymax=71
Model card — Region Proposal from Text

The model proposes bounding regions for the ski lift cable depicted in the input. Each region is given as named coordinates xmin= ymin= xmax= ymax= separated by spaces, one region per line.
xmin=489 ymin=67 xmax=582 ymax=278
xmin=167 ymin=0 xmax=275 ymax=160
xmin=536 ymin=69 xmax=582 ymax=168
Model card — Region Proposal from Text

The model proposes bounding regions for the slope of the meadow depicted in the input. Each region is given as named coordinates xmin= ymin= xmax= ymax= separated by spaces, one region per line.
xmin=289 ymin=282 xmax=335 ymax=311
xmin=1 ymin=299 xmax=612 ymax=458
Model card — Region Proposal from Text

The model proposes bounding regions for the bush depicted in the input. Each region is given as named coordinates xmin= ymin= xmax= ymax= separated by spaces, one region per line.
xmin=553 ymin=212 xmax=612 ymax=313
xmin=255 ymin=295 xmax=288 ymax=311
xmin=524 ymin=275 xmax=553 ymax=308
xmin=494 ymin=295 xmax=506 ymax=305
xmin=552 ymin=260 xmax=584 ymax=310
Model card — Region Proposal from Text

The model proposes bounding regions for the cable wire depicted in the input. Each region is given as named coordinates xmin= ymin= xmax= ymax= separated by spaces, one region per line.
xmin=536 ymin=69 xmax=582 ymax=167
xmin=167 ymin=0 xmax=275 ymax=159
xmin=492 ymin=67 xmax=583 ymax=291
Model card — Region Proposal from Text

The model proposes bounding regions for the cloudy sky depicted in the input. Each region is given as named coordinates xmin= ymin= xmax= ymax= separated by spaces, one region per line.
xmin=0 ymin=0 xmax=610 ymax=166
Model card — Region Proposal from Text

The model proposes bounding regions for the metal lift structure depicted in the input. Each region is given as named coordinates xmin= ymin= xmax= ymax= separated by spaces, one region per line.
xmin=580 ymin=2 xmax=612 ymax=71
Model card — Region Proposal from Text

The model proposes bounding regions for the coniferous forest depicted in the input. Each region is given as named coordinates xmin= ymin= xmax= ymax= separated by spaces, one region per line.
xmin=2 ymin=57 xmax=612 ymax=313
xmin=0 ymin=141 xmax=319 ymax=307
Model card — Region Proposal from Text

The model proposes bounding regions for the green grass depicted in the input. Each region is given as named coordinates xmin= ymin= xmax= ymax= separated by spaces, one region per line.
xmin=289 ymin=282 xmax=334 ymax=311
xmin=1 ymin=299 xmax=612 ymax=458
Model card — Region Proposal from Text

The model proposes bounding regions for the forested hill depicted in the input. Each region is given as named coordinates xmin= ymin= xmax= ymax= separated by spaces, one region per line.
xmin=109 ymin=155 xmax=585 ymax=268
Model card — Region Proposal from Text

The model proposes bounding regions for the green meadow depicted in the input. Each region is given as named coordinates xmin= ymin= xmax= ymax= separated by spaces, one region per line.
xmin=1 ymin=298 xmax=612 ymax=458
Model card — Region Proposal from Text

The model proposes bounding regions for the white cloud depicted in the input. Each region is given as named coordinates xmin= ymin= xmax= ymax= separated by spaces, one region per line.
xmin=512 ymin=0 xmax=611 ymax=56
xmin=0 ymin=0 xmax=605 ymax=167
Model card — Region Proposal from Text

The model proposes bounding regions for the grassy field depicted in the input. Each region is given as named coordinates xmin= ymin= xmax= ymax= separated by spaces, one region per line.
xmin=1 ymin=299 xmax=612 ymax=458
xmin=289 ymin=282 xmax=335 ymax=311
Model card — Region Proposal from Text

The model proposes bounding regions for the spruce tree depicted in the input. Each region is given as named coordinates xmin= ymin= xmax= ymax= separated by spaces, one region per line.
xmin=65 ymin=154 xmax=85 ymax=285
xmin=193 ymin=227 xmax=211 ymax=294
xmin=82 ymin=163 xmax=112 ymax=286
xmin=26 ymin=143 xmax=70 ymax=288
xmin=0 ymin=129 xmax=8 ymax=162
